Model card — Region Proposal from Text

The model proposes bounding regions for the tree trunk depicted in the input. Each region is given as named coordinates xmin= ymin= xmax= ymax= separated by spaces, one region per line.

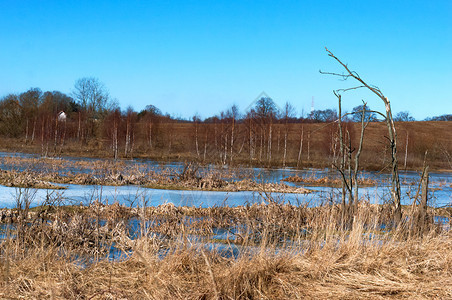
xmin=353 ymin=104 xmax=370 ymax=210
xmin=125 ymin=121 xmax=130 ymax=157
xmin=259 ymin=128 xmax=263 ymax=163
xmin=25 ymin=119 xmax=29 ymax=144
xmin=149 ymin=121 xmax=152 ymax=149
xmin=77 ymin=112 xmax=81 ymax=141
xmin=230 ymin=117 xmax=234 ymax=164
xmin=59 ymin=120 xmax=66 ymax=154
xmin=404 ymin=132 xmax=409 ymax=170
xmin=113 ymin=123 xmax=118 ymax=160
xmin=336 ymin=94 xmax=347 ymax=224
xmin=203 ymin=129 xmax=208 ymax=162
xmin=249 ymin=119 xmax=254 ymax=162
xmin=419 ymin=165 xmax=429 ymax=233
xmin=195 ymin=122 xmax=200 ymax=158
xmin=297 ymin=126 xmax=304 ymax=168
xmin=54 ymin=117 xmax=58 ymax=154
xmin=223 ymin=132 xmax=228 ymax=165
xmin=31 ymin=119 xmax=36 ymax=143
xmin=267 ymin=122 xmax=272 ymax=163
xmin=385 ymin=100 xmax=402 ymax=226
xmin=283 ymin=130 xmax=288 ymax=167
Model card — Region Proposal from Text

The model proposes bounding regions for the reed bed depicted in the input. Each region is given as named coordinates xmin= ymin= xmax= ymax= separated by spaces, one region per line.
xmin=0 ymin=156 xmax=311 ymax=193
xmin=0 ymin=196 xmax=451 ymax=299
xmin=0 ymin=170 xmax=65 ymax=189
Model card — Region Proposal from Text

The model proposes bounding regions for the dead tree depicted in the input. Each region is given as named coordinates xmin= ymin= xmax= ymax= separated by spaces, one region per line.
xmin=192 ymin=115 xmax=200 ymax=159
xmin=419 ymin=165 xmax=430 ymax=233
xmin=409 ymin=152 xmax=431 ymax=235
xmin=352 ymin=102 xmax=371 ymax=208
xmin=321 ymin=48 xmax=402 ymax=226
xmin=333 ymin=93 xmax=371 ymax=226
xmin=335 ymin=92 xmax=348 ymax=223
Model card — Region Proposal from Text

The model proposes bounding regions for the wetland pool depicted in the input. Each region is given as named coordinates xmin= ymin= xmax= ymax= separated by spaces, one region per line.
xmin=0 ymin=152 xmax=450 ymax=208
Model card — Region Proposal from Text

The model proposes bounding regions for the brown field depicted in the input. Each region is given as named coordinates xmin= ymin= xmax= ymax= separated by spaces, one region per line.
xmin=1 ymin=121 xmax=451 ymax=172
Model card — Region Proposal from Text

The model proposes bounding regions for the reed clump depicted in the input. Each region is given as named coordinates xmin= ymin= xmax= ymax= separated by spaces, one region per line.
xmin=0 ymin=170 xmax=65 ymax=189
xmin=283 ymin=174 xmax=377 ymax=187
xmin=0 ymin=196 xmax=450 ymax=299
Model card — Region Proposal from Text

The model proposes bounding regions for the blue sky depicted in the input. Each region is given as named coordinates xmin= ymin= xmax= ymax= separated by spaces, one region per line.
xmin=0 ymin=0 xmax=450 ymax=120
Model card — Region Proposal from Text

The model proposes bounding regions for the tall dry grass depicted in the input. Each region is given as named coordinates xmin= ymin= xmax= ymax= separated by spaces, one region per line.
xmin=0 ymin=194 xmax=451 ymax=299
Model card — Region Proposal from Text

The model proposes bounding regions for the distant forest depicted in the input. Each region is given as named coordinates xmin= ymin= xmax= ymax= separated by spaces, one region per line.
xmin=1 ymin=77 xmax=451 ymax=169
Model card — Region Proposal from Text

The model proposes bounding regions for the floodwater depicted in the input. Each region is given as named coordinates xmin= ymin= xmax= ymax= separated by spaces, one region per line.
xmin=0 ymin=152 xmax=450 ymax=209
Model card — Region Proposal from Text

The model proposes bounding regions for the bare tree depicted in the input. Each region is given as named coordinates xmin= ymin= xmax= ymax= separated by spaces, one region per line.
xmin=296 ymin=126 xmax=304 ymax=168
xmin=72 ymin=77 xmax=110 ymax=141
xmin=192 ymin=114 xmax=201 ymax=159
xmin=19 ymin=88 xmax=42 ymax=144
xmin=321 ymin=48 xmax=402 ymax=225
xmin=335 ymin=92 xmax=347 ymax=222
xmin=282 ymin=102 xmax=296 ymax=167
xmin=0 ymin=94 xmax=22 ymax=137
xmin=394 ymin=111 xmax=415 ymax=122
xmin=124 ymin=107 xmax=136 ymax=158
xmin=73 ymin=77 xmax=109 ymax=115
xmin=104 ymin=109 xmax=121 ymax=159
xmin=226 ymin=105 xmax=239 ymax=164
xmin=332 ymin=95 xmax=371 ymax=227
xmin=253 ymin=96 xmax=279 ymax=165
xmin=142 ymin=104 xmax=162 ymax=149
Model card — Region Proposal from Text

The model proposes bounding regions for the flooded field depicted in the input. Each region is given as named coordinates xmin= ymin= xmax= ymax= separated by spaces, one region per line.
xmin=0 ymin=151 xmax=450 ymax=209
xmin=1 ymin=152 xmax=451 ymax=299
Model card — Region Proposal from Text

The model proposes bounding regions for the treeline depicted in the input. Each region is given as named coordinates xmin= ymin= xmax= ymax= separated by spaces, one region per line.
xmin=1 ymin=78 xmax=451 ymax=169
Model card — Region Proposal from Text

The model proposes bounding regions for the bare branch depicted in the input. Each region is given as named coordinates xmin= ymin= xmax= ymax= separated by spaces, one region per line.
xmin=324 ymin=47 xmax=386 ymax=100
xmin=336 ymin=86 xmax=366 ymax=93
xmin=319 ymin=70 xmax=352 ymax=80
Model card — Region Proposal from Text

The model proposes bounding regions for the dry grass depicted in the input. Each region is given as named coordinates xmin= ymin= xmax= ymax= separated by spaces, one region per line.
xmin=283 ymin=174 xmax=377 ymax=187
xmin=0 ymin=198 xmax=451 ymax=299
xmin=0 ymin=169 xmax=65 ymax=189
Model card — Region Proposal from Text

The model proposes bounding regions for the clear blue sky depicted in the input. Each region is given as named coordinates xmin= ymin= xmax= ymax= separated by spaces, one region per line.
xmin=0 ymin=0 xmax=450 ymax=120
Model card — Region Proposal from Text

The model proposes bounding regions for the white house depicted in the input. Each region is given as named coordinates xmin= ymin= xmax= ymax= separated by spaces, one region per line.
xmin=57 ymin=111 xmax=67 ymax=122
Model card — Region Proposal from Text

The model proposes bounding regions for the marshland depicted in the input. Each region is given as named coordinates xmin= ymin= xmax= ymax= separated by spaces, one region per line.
xmin=1 ymin=19 xmax=451 ymax=298
xmin=1 ymin=80 xmax=452 ymax=299
xmin=0 ymin=148 xmax=451 ymax=299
